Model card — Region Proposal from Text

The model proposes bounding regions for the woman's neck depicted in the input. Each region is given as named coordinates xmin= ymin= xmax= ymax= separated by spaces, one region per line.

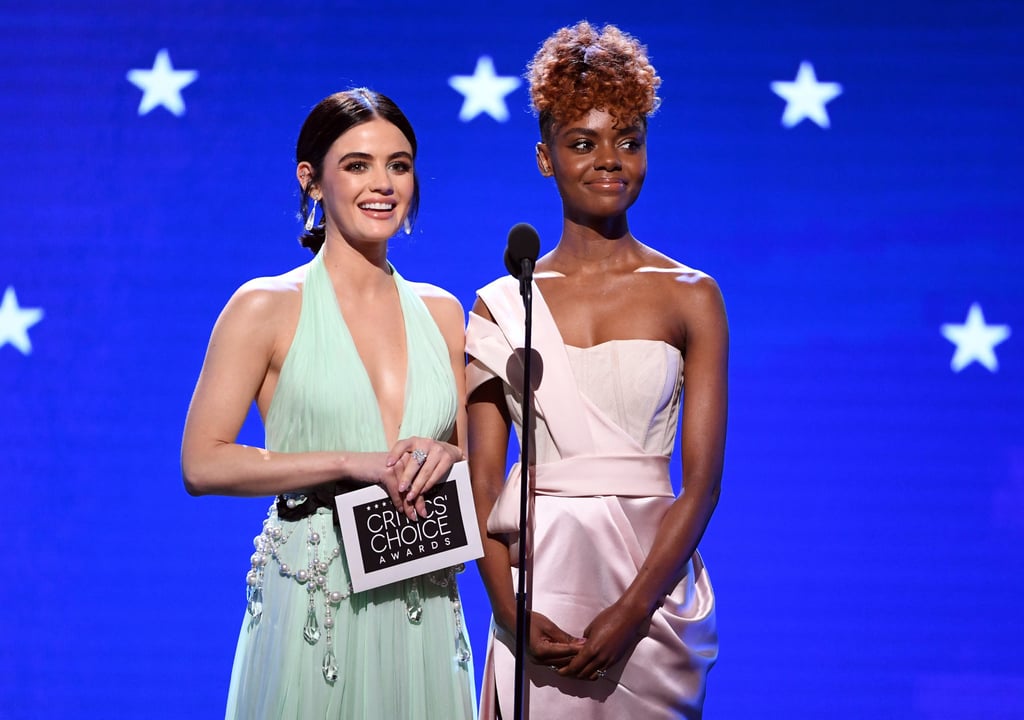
xmin=550 ymin=216 xmax=638 ymax=271
xmin=319 ymin=235 xmax=393 ymax=295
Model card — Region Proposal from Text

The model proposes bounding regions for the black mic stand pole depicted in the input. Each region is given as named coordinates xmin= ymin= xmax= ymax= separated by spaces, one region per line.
xmin=512 ymin=257 xmax=534 ymax=720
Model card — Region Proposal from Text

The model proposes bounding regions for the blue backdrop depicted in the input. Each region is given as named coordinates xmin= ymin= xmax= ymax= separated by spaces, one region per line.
xmin=2 ymin=1 xmax=1022 ymax=718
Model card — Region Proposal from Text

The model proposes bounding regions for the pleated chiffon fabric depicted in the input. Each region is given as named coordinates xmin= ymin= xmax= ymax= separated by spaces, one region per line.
xmin=466 ymin=276 xmax=717 ymax=720
xmin=225 ymin=250 xmax=476 ymax=720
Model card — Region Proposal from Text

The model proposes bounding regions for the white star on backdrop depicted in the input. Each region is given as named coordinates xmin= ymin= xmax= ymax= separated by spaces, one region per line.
xmin=127 ymin=49 xmax=198 ymax=117
xmin=448 ymin=56 xmax=521 ymax=122
xmin=771 ymin=61 xmax=843 ymax=128
xmin=941 ymin=302 xmax=1011 ymax=372
xmin=0 ymin=286 xmax=44 ymax=355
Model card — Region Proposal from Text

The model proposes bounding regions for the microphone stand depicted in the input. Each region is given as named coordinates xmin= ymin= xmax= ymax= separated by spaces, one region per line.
xmin=512 ymin=258 xmax=533 ymax=720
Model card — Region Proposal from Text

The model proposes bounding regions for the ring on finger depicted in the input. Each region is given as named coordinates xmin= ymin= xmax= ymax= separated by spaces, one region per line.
xmin=595 ymin=669 xmax=607 ymax=679
xmin=411 ymin=449 xmax=428 ymax=466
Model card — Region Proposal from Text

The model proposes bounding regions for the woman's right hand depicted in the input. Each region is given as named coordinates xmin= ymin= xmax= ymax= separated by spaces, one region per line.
xmin=527 ymin=612 xmax=585 ymax=669
xmin=329 ymin=452 xmax=409 ymax=514
xmin=384 ymin=437 xmax=464 ymax=519
xmin=340 ymin=450 xmax=449 ymax=521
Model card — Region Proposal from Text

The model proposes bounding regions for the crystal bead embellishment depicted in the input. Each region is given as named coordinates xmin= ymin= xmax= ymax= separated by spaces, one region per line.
xmin=246 ymin=586 xmax=263 ymax=620
xmin=405 ymin=583 xmax=423 ymax=624
xmin=303 ymin=607 xmax=321 ymax=644
xmin=322 ymin=649 xmax=339 ymax=683
xmin=455 ymin=630 xmax=471 ymax=665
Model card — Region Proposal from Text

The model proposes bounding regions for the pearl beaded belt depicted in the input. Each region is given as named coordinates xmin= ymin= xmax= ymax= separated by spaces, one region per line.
xmin=276 ymin=489 xmax=338 ymax=524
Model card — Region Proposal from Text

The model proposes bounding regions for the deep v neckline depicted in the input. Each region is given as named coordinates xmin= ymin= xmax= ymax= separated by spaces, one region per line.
xmin=322 ymin=257 xmax=412 ymax=448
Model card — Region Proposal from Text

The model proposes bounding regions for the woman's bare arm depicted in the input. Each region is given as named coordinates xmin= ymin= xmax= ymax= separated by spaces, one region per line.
xmin=181 ymin=278 xmax=395 ymax=497
xmin=563 ymin=274 xmax=729 ymax=678
xmin=468 ymin=299 xmax=583 ymax=666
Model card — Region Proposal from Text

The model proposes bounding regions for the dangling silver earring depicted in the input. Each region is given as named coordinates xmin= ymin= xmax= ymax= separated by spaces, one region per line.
xmin=304 ymin=198 xmax=318 ymax=232
xmin=402 ymin=216 xmax=412 ymax=235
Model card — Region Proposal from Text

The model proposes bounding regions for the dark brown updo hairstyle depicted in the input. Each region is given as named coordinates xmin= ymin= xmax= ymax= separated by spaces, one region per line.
xmin=526 ymin=21 xmax=661 ymax=143
xmin=295 ymin=88 xmax=420 ymax=254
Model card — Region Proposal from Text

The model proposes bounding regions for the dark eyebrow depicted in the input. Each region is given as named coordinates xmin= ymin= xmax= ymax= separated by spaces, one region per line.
xmin=561 ymin=125 xmax=644 ymax=138
xmin=338 ymin=151 xmax=372 ymax=163
xmin=338 ymin=150 xmax=413 ymax=163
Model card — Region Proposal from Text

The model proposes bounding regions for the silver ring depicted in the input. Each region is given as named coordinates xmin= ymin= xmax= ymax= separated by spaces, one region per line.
xmin=411 ymin=449 xmax=427 ymax=466
xmin=595 ymin=669 xmax=607 ymax=679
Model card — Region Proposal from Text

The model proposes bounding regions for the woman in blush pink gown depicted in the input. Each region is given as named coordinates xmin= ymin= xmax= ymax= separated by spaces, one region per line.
xmin=466 ymin=21 xmax=728 ymax=720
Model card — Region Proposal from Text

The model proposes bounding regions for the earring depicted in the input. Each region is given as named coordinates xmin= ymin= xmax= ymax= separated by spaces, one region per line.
xmin=402 ymin=216 xmax=412 ymax=235
xmin=536 ymin=143 xmax=551 ymax=176
xmin=304 ymin=198 xmax=318 ymax=232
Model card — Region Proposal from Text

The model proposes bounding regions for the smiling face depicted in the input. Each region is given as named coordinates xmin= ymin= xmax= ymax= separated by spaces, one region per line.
xmin=299 ymin=117 xmax=415 ymax=248
xmin=536 ymin=107 xmax=647 ymax=225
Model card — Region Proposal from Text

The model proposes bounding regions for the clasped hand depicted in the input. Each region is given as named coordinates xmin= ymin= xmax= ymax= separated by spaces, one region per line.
xmin=529 ymin=603 xmax=644 ymax=682
xmin=378 ymin=437 xmax=462 ymax=520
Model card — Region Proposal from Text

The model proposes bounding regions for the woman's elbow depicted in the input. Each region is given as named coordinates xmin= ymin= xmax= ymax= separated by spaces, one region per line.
xmin=181 ymin=469 xmax=206 ymax=497
xmin=708 ymin=479 xmax=722 ymax=511
xmin=181 ymin=453 xmax=216 ymax=496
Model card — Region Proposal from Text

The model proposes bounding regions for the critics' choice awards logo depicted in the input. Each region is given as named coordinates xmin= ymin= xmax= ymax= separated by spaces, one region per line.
xmin=353 ymin=482 xmax=469 ymax=573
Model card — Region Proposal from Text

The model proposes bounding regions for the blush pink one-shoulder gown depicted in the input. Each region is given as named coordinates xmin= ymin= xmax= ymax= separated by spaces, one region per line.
xmin=466 ymin=276 xmax=717 ymax=720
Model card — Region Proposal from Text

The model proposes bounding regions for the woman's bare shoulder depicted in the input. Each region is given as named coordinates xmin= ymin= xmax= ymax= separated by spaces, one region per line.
xmin=218 ymin=264 xmax=309 ymax=326
xmin=407 ymin=281 xmax=466 ymax=344
xmin=408 ymin=281 xmax=464 ymax=316
xmin=636 ymin=247 xmax=720 ymax=293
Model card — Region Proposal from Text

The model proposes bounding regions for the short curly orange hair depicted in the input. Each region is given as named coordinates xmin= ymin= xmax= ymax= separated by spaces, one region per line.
xmin=527 ymin=21 xmax=661 ymax=141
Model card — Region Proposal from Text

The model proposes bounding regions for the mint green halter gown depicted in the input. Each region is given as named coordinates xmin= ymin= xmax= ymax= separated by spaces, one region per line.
xmin=225 ymin=250 xmax=476 ymax=719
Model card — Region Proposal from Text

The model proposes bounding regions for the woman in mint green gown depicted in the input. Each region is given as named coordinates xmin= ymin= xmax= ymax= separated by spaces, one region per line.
xmin=181 ymin=89 xmax=475 ymax=719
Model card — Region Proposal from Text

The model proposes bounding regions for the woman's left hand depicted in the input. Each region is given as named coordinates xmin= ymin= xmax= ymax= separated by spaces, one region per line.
xmin=385 ymin=437 xmax=464 ymax=517
xmin=559 ymin=601 xmax=647 ymax=681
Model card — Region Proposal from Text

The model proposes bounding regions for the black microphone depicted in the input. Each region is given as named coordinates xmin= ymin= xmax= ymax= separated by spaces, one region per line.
xmin=503 ymin=222 xmax=542 ymax=720
xmin=503 ymin=222 xmax=541 ymax=280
